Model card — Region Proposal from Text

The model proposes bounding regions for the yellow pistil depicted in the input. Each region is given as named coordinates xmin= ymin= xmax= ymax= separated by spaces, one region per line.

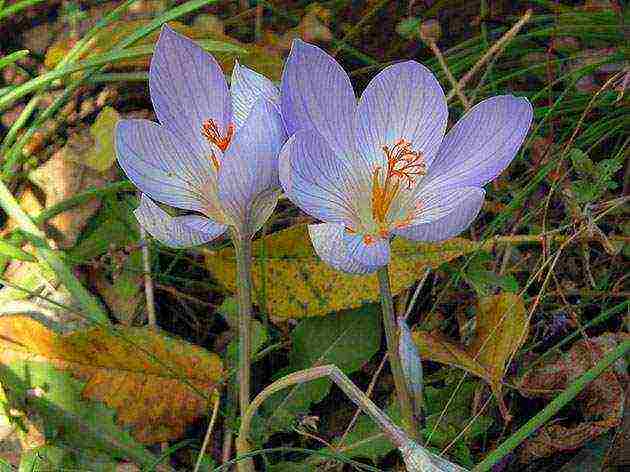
xmin=201 ymin=119 xmax=235 ymax=170
xmin=370 ymin=138 xmax=427 ymax=231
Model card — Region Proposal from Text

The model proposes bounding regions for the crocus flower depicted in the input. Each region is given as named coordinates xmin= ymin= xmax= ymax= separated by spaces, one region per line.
xmin=116 ymin=26 xmax=286 ymax=247
xmin=279 ymin=40 xmax=533 ymax=273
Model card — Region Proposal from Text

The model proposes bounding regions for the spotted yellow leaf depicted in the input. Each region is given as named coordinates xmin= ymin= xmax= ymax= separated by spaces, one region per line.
xmin=206 ymin=224 xmax=479 ymax=319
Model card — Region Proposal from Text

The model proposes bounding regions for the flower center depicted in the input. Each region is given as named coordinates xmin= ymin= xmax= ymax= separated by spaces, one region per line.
xmin=370 ymin=138 xmax=426 ymax=230
xmin=201 ymin=119 xmax=235 ymax=169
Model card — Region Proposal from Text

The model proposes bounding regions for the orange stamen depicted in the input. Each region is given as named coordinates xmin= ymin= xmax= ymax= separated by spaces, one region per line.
xmin=201 ymin=119 xmax=235 ymax=153
xmin=363 ymin=234 xmax=376 ymax=245
xmin=370 ymin=138 xmax=426 ymax=226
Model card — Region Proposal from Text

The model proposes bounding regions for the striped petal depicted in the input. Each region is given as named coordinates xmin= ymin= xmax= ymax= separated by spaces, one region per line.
xmin=394 ymin=188 xmax=485 ymax=241
xmin=356 ymin=61 xmax=447 ymax=170
xmin=218 ymin=99 xmax=286 ymax=235
xmin=135 ymin=195 xmax=227 ymax=248
xmin=396 ymin=186 xmax=483 ymax=229
xmin=308 ymin=223 xmax=379 ymax=274
xmin=428 ymin=95 xmax=533 ymax=189
xmin=116 ymin=119 xmax=217 ymax=214
xmin=343 ymin=231 xmax=390 ymax=269
xmin=279 ymin=129 xmax=363 ymax=227
xmin=149 ymin=25 xmax=231 ymax=161
xmin=231 ymin=61 xmax=280 ymax=130
xmin=281 ymin=39 xmax=356 ymax=158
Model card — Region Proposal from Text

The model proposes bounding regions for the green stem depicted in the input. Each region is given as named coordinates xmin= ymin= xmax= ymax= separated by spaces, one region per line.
xmin=233 ymin=231 xmax=253 ymax=418
xmin=232 ymin=230 xmax=255 ymax=472
xmin=377 ymin=265 xmax=420 ymax=442
xmin=473 ymin=338 xmax=630 ymax=471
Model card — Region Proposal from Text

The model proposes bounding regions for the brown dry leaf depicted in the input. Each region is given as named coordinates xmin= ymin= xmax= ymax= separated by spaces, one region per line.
xmin=0 ymin=315 xmax=223 ymax=444
xmin=518 ymin=333 xmax=628 ymax=463
xmin=206 ymin=224 xmax=479 ymax=319
xmin=29 ymin=120 xmax=117 ymax=248
xmin=412 ymin=331 xmax=491 ymax=382
xmin=413 ymin=293 xmax=528 ymax=421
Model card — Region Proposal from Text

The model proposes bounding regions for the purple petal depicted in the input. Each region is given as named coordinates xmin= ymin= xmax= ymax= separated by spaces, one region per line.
xmin=343 ymin=231 xmax=390 ymax=269
xmin=281 ymin=39 xmax=356 ymax=157
xmin=135 ymin=195 xmax=227 ymax=248
xmin=397 ymin=185 xmax=483 ymax=230
xmin=394 ymin=188 xmax=485 ymax=241
xmin=308 ymin=223 xmax=380 ymax=274
xmin=279 ymin=129 xmax=363 ymax=227
xmin=428 ymin=95 xmax=533 ymax=189
xmin=149 ymin=25 xmax=231 ymax=160
xmin=218 ymin=99 xmax=286 ymax=234
xmin=356 ymin=61 xmax=447 ymax=169
xmin=116 ymin=119 xmax=216 ymax=214
xmin=231 ymin=61 xmax=280 ymax=130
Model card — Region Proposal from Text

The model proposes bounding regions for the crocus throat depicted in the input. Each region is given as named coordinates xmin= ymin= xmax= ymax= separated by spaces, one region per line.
xmin=370 ymin=138 xmax=426 ymax=234
xmin=201 ymin=119 xmax=235 ymax=169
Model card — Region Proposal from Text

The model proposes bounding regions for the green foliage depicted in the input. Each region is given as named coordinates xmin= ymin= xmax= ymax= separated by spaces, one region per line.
xmin=569 ymin=148 xmax=623 ymax=204
xmin=423 ymin=380 xmax=494 ymax=467
xmin=462 ymin=252 xmax=519 ymax=297
xmin=1 ymin=359 xmax=153 ymax=467
xmin=70 ymin=194 xmax=139 ymax=261
xmin=261 ymin=305 xmax=381 ymax=437
xmin=335 ymin=401 xmax=402 ymax=462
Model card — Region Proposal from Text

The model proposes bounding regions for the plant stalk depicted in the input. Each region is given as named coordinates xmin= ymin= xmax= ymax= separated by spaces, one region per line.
xmin=377 ymin=265 xmax=420 ymax=441
xmin=237 ymin=365 xmax=467 ymax=472
xmin=233 ymin=231 xmax=253 ymax=420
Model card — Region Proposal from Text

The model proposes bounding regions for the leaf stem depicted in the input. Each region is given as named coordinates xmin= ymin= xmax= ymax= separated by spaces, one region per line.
xmin=377 ymin=265 xmax=420 ymax=442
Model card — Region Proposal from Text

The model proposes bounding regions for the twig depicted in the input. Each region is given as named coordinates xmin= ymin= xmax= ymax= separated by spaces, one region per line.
xmin=194 ymin=393 xmax=221 ymax=472
xmin=336 ymin=354 xmax=389 ymax=451
xmin=424 ymin=38 xmax=470 ymax=110
xmin=141 ymin=227 xmax=157 ymax=329
xmin=237 ymin=365 xmax=467 ymax=471
xmin=446 ymin=9 xmax=533 ymax=101
xmin=404 ymin=268 xmax=431 ymax=321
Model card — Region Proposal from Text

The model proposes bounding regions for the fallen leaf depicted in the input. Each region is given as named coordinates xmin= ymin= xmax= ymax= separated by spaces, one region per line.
xmin=412 ymin=331 xmax=491 ymax=382
xmin=64 ymin=106 xmax=120 ymax=172
xmin=0 ymin=315 xmax=223 ymax=444
xmin=206 ymin=224 xmax=479 ymax=319
xmin=29 ymin=124 xmax=117 ymax=249
xmin=413 ymin=293 xmax=529 ymax=421
xmin=518 ymin=333 xmax=628 ymax=462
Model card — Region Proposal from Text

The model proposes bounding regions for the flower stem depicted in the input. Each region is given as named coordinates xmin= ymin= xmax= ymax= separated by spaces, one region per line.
xmin=377 ymin=265 xmax=421 ymax=442
xmin=233 ymin=230 xmax=253 ymax=419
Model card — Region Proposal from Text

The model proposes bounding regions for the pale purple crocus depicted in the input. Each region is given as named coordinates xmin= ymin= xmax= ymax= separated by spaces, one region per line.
xmin=279 ymin=40 xmax=533 ymax=274
xmin=116 ymin=26 xmax=287 ymax=247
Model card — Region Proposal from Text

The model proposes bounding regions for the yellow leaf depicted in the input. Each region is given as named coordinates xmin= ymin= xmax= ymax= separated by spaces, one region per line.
xmin=0 ymin=316 xmax=223 ymax=444
xmin=412 ymin=292 xmax=528 ymax=421
xmin=206 ymin=224 xmax=478 ymax=319
xmin=86 ymin=106 xmax=120 ymax=172
xmin=469 ymin=292 xmax=529 ymax=385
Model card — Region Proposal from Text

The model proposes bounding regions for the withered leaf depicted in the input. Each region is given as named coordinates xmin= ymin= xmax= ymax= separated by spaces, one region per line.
xmin=518 ymin=333 xmax=628 ymax=463
xmin=0 ymin=315 xmax=223 ymax=444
